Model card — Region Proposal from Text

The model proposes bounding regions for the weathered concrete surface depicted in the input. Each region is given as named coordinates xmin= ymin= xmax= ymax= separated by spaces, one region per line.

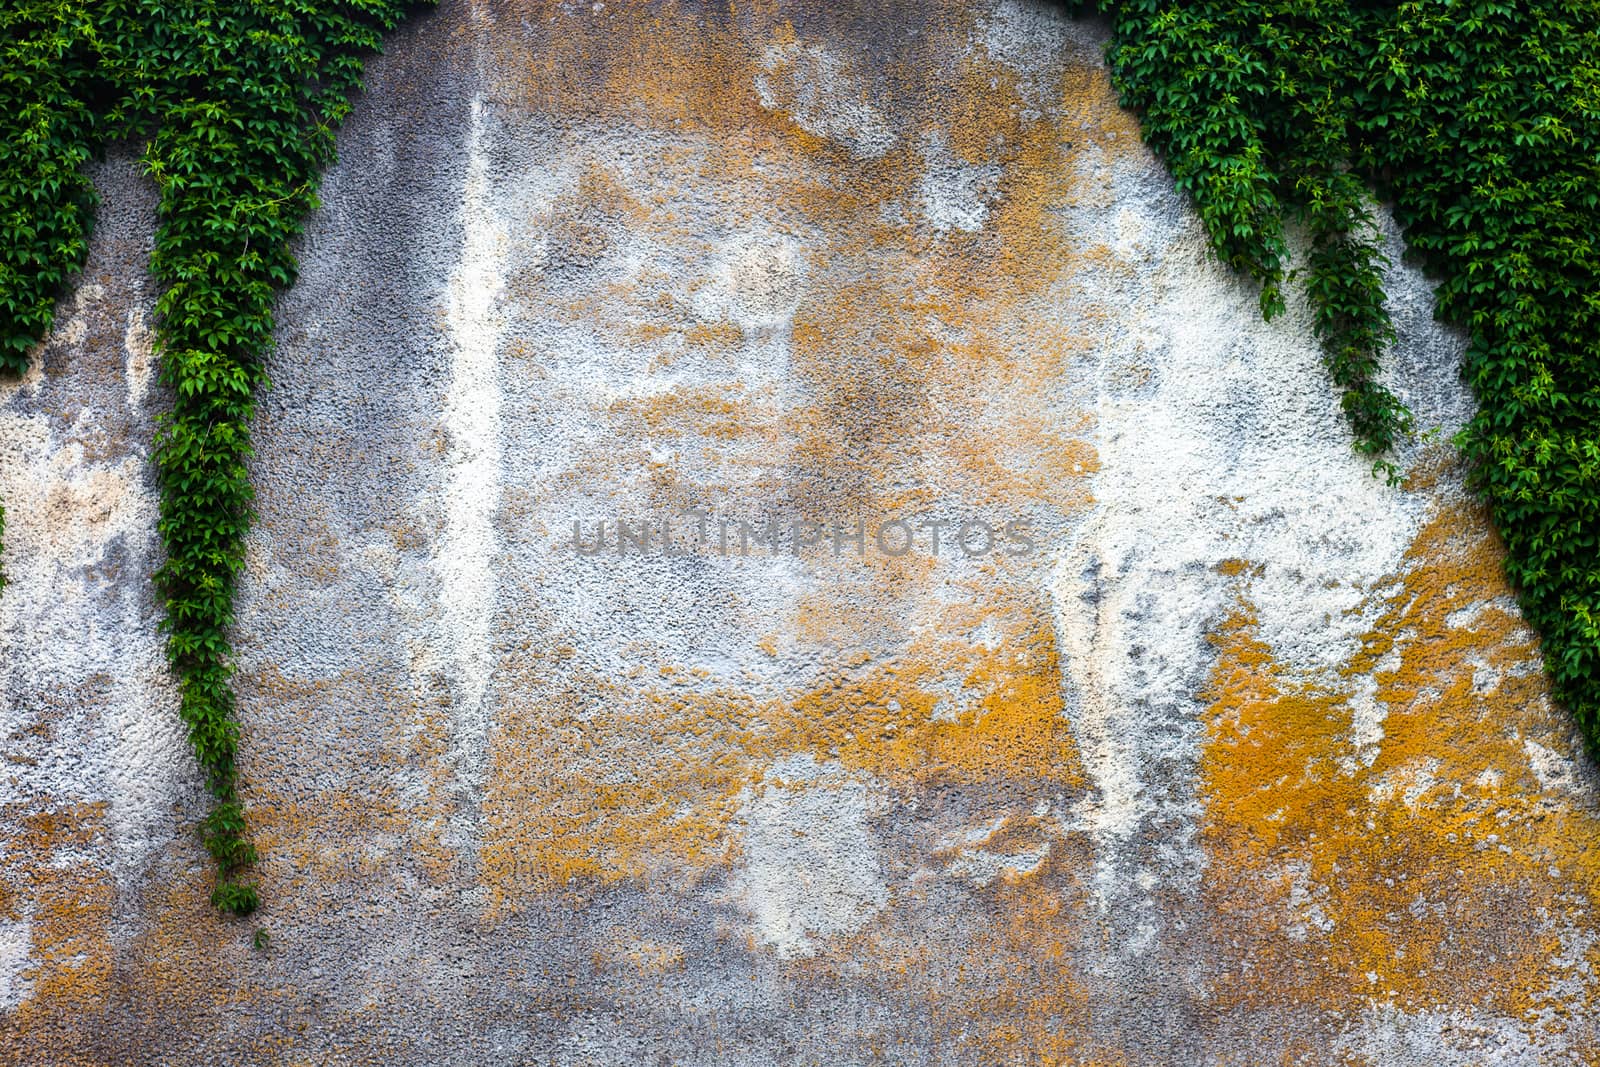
xmin=3 ymin=1 xmax=1599 ymax=1063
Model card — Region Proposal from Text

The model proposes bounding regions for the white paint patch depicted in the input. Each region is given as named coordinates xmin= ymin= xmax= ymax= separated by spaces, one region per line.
xmin=1048 ymin=580 xmax=1144 ymax=851
xmin=1334 ymin=1002 xmax=1551 ymax=1065
xmin=437 ymin=92 xmax=508 ymax=791
xmin=755 ymin=39 xmax=897 ymax=159
xmin=1400 ymin=757 xmax=1440 ymax=809
xmin=0 ymin=917 xmax=31 ymax=1011
xmin=0 ymin=317 xmax=177 ymax=831
xmin=727 ymin=755 xmax=888 ymax=959
xmin=918 ymin=128 xmax=1002 ymax=234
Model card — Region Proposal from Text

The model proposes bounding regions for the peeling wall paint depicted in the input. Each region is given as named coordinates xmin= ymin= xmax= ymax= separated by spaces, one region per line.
xmin=2 ymin=2 xmax=1598 ymax=1064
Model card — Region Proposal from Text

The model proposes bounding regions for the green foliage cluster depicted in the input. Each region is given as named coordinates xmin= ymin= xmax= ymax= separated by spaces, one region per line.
xmin=1098 ymin=1 xmax=1417 ymax=481
xmin=0 ymin=2 xmax=99 ymax=376
xmin=0 ymin=0 xmax=420 ymax=914
xmin=3 ymin=0 xmax=1598 ymax=915
xmin=1090 ymin=1 xmax=1600 ymax=752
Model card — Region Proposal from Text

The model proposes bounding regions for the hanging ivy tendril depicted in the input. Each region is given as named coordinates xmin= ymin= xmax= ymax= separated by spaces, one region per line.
xmin=3 ymin=1 xmax=1599 ymax=919
xmin=1080 ymin=0 xmax=1600 ymax=752
xmin=1 ymin=0 xmax=425 ymax=915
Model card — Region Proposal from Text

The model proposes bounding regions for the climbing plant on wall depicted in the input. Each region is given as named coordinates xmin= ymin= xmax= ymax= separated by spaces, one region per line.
xmin=0 ymin=0 xmax=424 ymax=915
xmin=4 ymin=0 xmax=1599 ymax=916
xmin=1079 ymin=0 xmax=1600 ymax=753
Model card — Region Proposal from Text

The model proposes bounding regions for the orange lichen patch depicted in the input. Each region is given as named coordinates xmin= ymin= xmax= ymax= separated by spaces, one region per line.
xmin=480 ymin=670 xmax=758 ymax=903
xmin=88 ymin=861 xmax=303 ymax=1063
xmin=386 ymin=684 xmax=472 ymax=887
xmin=797 ymin=836 xmax=1124 ymax=1064
xmin=938 ymin=54 xmax=1028 ymax=166
xmin=1199 ymin=455 xmax=1600 ymax=1033
xmin=777 ymin=588 xmax=1085 ymax=788
xmin=783 ymin=269 xmax=1098 ymax=516
xmin=605 ymin=385 xmax=758 ymax=443
xmin=479 ymin=575 xmax=1084 ymax=913
xmin=944 ymin=880 xmax=1103 ymax=1064
xmin=0 ymin=802 xmax=115 ymax=1065
xmin=1056 ymin=64 xmax=1145 ymax=165
xmin=1202 ymin=606 xmax=1352 ymax=847
xmin=615 ymin=937 xmax=687 ymax=976
xmin=682 ymin=319 xmax=744 ymax=350
xmin=236 ymin=664 xmax=464 ymax=890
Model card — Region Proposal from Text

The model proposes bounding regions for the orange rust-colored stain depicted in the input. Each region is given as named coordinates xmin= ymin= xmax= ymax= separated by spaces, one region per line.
xmin=471 ymin=0 xmax=1099 ymax=914
xmin=788 ymin=831 xmax=1124 ymax=1065
xmin=1199 ymin=453 xmax=1600 ymax=1036
xmin=0 ymin=803 xmax=116 ymax=1066
xmin=236 ymin=663 xmax=466 ymax=891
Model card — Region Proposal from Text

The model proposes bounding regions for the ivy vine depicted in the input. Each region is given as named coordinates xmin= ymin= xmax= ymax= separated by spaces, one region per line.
xmin=1097 ymin=1 xmax=1417 ymax=481
xmin=1083 ymin=0 xmax=1600 ymax=752
xmin=1 ymin=0 xmax=422 ymax=914
xmin=3 ymin=1 xmax=1599 ymax=919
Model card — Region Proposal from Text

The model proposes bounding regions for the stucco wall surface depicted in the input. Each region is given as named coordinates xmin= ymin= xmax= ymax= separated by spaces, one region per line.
xmin=3 ymin=1 xmax=1599 ymax=1063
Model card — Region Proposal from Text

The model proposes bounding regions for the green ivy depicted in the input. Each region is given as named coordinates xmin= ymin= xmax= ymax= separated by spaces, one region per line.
xmin=0 ymin=0 xmax=424 ymax=914
xmin=1088 ymin=1 xmax=1418 ymax=480
xmin=0 ymin=1 xmax=100 ymax=376
xmin=4 ymin=0 xmax=1600 ymax=918
xmin=1087 ymin=0 xmax=1600 ymax=752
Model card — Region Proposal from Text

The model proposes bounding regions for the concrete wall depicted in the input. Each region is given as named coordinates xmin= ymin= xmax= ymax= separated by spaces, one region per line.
xmin=3 ymin=1 xmax=1598 ymax=1063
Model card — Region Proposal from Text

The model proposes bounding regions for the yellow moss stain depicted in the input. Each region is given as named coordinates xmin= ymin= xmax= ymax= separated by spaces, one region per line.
xmin=0 ymin=802 xmax=115 ymax=1066
xmin=795 ymin=832 xmax=1123 ymax=1065
xmin=1199 ymin=453 xmax=1600 ymax=1035
xmin=236 ymin=664 xmax=464 ymax=890
xmin=472 ymin=0 xmax=1103 ymax=916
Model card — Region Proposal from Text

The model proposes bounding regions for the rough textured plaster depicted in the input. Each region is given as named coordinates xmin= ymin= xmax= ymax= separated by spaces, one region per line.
xmin=2 ymin=2 xmax=1598 ymax=1063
